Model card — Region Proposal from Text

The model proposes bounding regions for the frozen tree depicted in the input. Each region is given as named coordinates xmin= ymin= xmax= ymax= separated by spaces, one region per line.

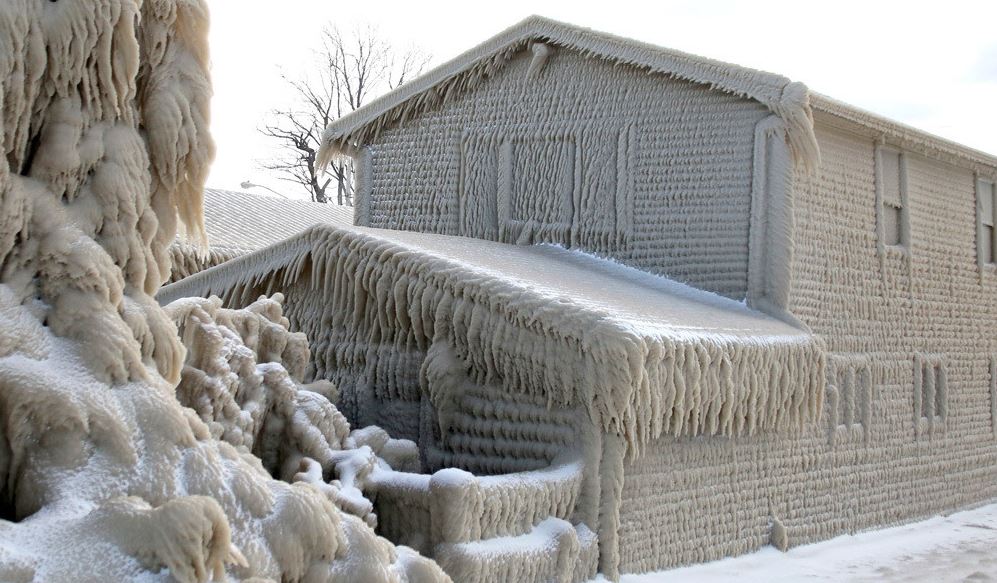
xmin=261 ymin=26 xmax=430 ymax=204
xmin=0 ymin=1 xmax=447 ymax=579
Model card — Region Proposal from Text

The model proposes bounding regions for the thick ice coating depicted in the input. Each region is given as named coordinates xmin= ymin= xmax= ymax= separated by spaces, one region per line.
xmin=167 ymin=294 xmax=423 ymax=528
xmin=0 ymin=1 xmax=446 ymax=581
xmin=160 ymin=224 xmax=825 ymax=457
xmin=159 ymin=223 xmax=825 ymax=581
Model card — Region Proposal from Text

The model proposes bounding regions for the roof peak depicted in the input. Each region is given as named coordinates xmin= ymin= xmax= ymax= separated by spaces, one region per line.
xmin=317 ymin=16 xmax=997 ymax=172
xmin=318 ymin=15 xmax=816 ymax=167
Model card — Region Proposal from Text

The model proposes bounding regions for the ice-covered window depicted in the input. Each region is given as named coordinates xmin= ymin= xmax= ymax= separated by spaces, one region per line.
xmin=914 ymin=355 xmax=946 ymax=435
xmin=977 ymin=178 xmax=996 ymax=266
xmin=877 ymin=146 xmax=908 ymax=249
xmin=461 ymin=127 xmax=632 ymax=250
xmin=826 ymin=355 xmax=873 ymax=444
xmin=990 ymin=357 xmax=997 ymax=438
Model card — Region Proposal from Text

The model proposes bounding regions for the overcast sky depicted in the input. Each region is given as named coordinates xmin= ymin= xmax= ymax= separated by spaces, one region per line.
xmin=206 ymin=0 xmax=997 ymax=200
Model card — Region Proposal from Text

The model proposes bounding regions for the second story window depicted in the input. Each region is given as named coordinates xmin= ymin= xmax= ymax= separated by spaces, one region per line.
xmin=877 ymin=146 xmax=909 ymax=249
xmin=978 ymin=178 xmax=996 ymax=266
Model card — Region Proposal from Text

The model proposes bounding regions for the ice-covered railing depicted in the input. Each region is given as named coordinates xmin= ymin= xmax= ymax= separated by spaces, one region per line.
xmin=370 ymin=453 xmax=583 ymax=548
xmin=168 ymin=242 xmax=239 ymax=283
xmin=430 ymin=455 xmax=584 ymax=542
xmin=368 ymin=451 xmax=597 ymax=582
xmin=435 ymin=519 xmax=598 ymax=583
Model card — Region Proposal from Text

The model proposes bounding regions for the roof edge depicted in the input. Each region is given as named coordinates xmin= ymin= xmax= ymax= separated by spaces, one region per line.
xmin=811 ymin=94 xmax=997 ymax=171
xmin=317 ymin=16 xmax=996 ymax=175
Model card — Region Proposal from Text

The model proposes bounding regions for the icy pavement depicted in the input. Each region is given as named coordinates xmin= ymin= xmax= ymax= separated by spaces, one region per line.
xmin=619 ymin=502 xmax=997 ymax=582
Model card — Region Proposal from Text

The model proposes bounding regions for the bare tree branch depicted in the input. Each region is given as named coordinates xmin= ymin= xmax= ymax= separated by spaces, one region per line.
xmin=259 ymin=25 xmax=430 ymax=205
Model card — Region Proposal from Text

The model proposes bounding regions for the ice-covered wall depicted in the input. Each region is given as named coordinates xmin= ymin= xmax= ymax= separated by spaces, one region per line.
xmin=613 ymin=116 xmax=997 ymax=573
xmin=350 ymin=46 xmax=770 ymax=299
xmin=0 ymin=2 xmax=446 ymax=580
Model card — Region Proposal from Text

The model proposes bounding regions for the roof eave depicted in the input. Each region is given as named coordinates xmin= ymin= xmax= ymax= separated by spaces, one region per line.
xmin=811 ymin=94 xmax=997 ymax=171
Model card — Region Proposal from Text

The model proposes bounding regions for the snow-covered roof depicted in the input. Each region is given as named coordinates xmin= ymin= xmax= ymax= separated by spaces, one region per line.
xmin=197 ymin=188 xmax=353 ymax=254
xmin=320 ymin=15 xmax=996 ymax=173
xmin=164 ymin=224 xmax=812 ymax=343
xmin=160 ymin=225 xmax=824 ymax=452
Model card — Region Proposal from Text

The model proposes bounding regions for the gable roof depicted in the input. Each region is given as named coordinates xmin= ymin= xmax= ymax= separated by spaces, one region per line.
xmin=196 ymin=188 xmax=353 ymax=254
xmin=319 ymin=15 xmax=819 ymax=169
xmin=320 ymin=15 xmax=997 ymax=175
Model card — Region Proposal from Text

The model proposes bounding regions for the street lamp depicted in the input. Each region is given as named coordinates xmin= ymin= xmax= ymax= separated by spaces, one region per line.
xmin=240 ymin=181 xmax=288 ymax=198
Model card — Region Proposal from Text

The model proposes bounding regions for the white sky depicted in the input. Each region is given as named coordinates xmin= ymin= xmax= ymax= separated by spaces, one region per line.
xmin=206 ymin=0 xmax=997 ymax=200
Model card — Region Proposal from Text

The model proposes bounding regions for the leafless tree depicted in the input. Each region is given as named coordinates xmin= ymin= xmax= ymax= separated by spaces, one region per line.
xmin=260 ymin=26 xmax=430 ymax=204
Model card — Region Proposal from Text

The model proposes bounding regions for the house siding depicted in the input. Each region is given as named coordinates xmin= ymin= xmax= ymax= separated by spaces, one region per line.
xmin=360 ymin=46 xmax=768 ymax=299
xmin=616 ymin=121 xmax=997 ymax=573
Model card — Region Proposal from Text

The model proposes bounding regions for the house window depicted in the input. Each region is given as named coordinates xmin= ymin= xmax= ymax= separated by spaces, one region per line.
xmin=465 ymin=127 xmax=632 ymax=250
xmin=914 ymin=355 xmax=946 ymax=435
xmin=827 ymin=355 xmax=873 ymax=443
xmin=990 ymin=357 xmax=997 ymax=437
xmin=877 ymin=146 xmax=909 ymax=249
xmin=978 ymin=178 xmax=996 ymax=266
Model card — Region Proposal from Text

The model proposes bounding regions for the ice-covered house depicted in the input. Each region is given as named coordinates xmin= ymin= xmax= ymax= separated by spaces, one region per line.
xmin=160 ymin=16 xmax=997 ymax=581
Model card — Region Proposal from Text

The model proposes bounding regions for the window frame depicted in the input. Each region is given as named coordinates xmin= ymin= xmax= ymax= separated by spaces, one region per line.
xmin=826 ymin=354 xmax=874 ymax=445
xmin=875 ymin=144 xmax=911 ymax=253
xmin=977 ymin=176 xmax=997 ymax=269
xmin=913 ymin=354 xmax=947 ymax=437
xmin=990 ymin=356 xmax=997 ymax=439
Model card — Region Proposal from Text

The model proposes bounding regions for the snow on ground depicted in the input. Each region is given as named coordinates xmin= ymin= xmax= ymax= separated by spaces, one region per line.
xmin=620 ymin=502 xmax=997 ymax=582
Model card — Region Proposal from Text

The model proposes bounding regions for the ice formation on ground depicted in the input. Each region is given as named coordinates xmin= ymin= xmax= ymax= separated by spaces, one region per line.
xmin=167 ymin=294 xmax=424 ymax=528
xmin=0 ymin=1 xmax=446 ymax=581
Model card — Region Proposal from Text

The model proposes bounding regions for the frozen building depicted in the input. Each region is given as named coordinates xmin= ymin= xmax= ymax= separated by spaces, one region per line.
xmin=160 ymin=16 xmax=997 ymax=581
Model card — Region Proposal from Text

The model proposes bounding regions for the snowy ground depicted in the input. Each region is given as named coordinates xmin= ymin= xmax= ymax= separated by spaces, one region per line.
xmin=620 ymin=502 xmax=997 ymax=582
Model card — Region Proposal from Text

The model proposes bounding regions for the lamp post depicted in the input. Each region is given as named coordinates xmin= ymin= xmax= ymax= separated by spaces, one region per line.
xmin=240 ymin=181 xmax=288 ymax=198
